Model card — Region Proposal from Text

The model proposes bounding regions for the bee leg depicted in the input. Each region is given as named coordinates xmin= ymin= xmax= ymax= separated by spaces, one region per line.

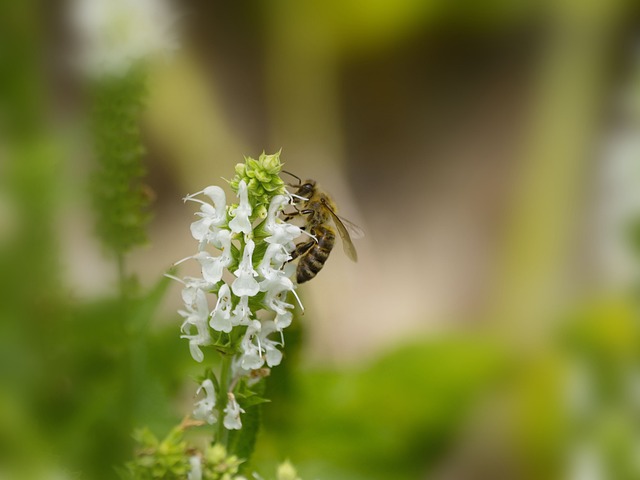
xmin=282 ymin=205 xmax=304 ymax=222
xmin=289 ymin=241 xmax=314 ymax=262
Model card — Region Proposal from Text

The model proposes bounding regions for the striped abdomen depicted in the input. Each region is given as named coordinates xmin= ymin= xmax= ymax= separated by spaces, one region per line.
xmin=296 ymin=225 xmax=335 ymax=283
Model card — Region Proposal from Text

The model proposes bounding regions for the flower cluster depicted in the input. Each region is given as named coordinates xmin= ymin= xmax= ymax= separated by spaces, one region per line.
xmin=171 ymin=152 xmax=302 ymax=435
xmin=70 ymin=0 xmax=178 ymax=77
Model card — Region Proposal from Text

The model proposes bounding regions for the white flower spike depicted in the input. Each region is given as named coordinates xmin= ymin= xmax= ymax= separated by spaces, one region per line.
xmin=171 ymin=153 xmax=304 ymax=435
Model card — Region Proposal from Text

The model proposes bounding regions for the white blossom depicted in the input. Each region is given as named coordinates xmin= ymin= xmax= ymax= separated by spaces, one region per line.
xmin=258 ymin=243 xmax=290 ymax=277
xmin=232 ymin=239 xmax=260 ymax=297
xmin=230 ymin=295 xmax=252 ymax=327
xmin=260 ymin=320 xmax=284 ymax=367
xmin=240 ymin=320 xmax=264 ymax=370
xmin=223 ymin=393 xmax=245 ymax=430
xmin=165 ymin=274 xmax=212 ymax=308
xmin=196 ymin=230 xmax=232 ymax=282
xmin=228 ymin=181 xmax=252 ymax=234
xmin=264 ymin=195 xmax=301 ymax=246
xmin=187 ymin=456 xmax=202 ymax=480
xmin=239 ymin=319 xmax=283 ymax=369
xmin=184 ymin=186 xmax=227 ymax=244
xmin=178 ymin=289 xmax=211 ymax=362
xmin=193 ymin=379 xmax=217 ymax=424
xmin=210 ymin=284 xmax=233 ymax=333
xmin=70 ymin=0 xmax=178 ymax=77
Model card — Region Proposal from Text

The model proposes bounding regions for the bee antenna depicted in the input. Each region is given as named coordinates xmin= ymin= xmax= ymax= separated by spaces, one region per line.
xmin=281 ymin=170 xmax=302 ymax=186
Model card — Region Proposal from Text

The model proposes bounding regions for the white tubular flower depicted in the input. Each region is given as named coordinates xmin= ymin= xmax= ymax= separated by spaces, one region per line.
xmin=260 ymin=320 xmax=283 ymax=367
xmin=258 ymin=243 xmax=290 ymax=277
xmin=182 ymin=278 xmax=213 ymax=306
xmin=223 ymin=393 xmax=245 ymax=430
xmin=185 ymin=186 xmax=227 ymax=244
xmin=165 ymin=274 xmax=212 ymax=308
xmin=261 ymin=273 xmax=296 ymax=331
xmin=210 ymin=284 xmax=233 ymax=333
xmin=230 ymin=295 xmax=252 ymax=327
xmin=187 ymin=456 xmax=202 ymax=480
xmin=264 ymin=195 xmax=301 ymax=246
xmin=195 ymin=230 xmax=232 ymax=283
xmin=274 ymin=309 xmax=293 ymax=332
xmin=193 ymin=379 xmax=217 ymax=424
xmin=232 ymin=239 xmax=260 ymax=297
xmin=71 ymin=0 xmax=178 ymax=77
xmin=178 ymin=289 xmax=211 ymax=362
xmin=240 ymin=320 xmax=264 ymax=370
xmin=228 ymin=181 xmax=252 ymax=234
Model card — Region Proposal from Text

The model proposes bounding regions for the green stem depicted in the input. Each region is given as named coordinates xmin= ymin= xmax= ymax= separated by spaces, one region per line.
xmin=117 ymin=252 xmax=127 ymax=302
xmin=115 ymin=251 xmax=135 ymax=455
xmin=216 ymin=352 xmax=233 ymax=447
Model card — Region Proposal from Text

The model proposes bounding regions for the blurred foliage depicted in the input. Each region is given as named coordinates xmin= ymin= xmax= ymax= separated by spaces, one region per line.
xmin=267 ymin=0 xmax=539 ymax=57
xmin=255 ymin=337 xmax=506 ymax=480
xmin=122 ymin=427 xmax=244 ymax=480
xmin=1 ymin=0 xmax=640 ymax=478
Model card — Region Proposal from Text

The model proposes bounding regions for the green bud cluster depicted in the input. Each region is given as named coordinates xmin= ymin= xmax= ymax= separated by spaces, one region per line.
xmin=201 ymin=444 xmax=243 ymax=480
xmin=122 ymin=427 xmax=191 ymax=479
xmin=229 ymin=151 xmax=286 ymax=207
xmin=123 ymin=427 xmax=244 ymax=480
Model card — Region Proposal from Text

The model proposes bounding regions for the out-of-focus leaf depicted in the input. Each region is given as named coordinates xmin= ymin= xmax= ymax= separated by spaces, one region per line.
xmin=253 ymin=335 xmax=505 ymax=480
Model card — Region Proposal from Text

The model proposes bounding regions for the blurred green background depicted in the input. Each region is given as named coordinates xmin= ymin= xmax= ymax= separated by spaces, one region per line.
xmin=2 ymin=0 xmax=640 ymax=478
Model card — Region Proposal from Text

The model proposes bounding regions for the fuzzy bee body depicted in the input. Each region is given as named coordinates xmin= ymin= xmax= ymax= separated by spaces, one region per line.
xmin=287 ymin=178 xmax=360 ymax=284
xmin=296 ymin=224 xmax=335 ymax=283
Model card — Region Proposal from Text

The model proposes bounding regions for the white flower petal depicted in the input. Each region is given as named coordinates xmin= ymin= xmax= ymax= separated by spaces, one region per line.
xmin=223 ymin=393 xmax=245 ymax=430
xmin=228 ymin=181 xmax=253 ymax=234
xmin=187 ymin=456 xmax=202 ymax=480
xmin=210 ymin=284 xmax=233 ymax=333
xmin=232 ymin=240 xmax=260 ymax=297
xmin=193 ymin=379 xmax=217 ymax=424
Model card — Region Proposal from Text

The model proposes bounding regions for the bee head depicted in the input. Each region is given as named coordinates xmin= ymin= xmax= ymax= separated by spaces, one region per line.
xmin=296 ymin=179 xmax=316 ymax=200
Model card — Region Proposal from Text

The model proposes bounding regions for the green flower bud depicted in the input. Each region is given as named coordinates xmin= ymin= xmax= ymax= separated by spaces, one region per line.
xmin=277 ymin=460 xmax=301 ymax=480
xmin=204 ymin=443 xmax=227 ymax=464
xmin=234 ymin=163 xmax=246 ymax=177
xmin=227 ymin=151 xmax=287 ymax=218
xmin=260 ymin=150 xmax=282 ymax=173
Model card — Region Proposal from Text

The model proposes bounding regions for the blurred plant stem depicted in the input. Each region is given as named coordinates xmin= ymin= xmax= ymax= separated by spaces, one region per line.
xmin=88 ymin=67 xmax=155 ymax=466
xmin=488 ymin=0 xmax=624 ymax=350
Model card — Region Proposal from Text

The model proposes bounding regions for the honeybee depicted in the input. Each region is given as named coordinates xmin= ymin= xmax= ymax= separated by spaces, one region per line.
xmin=283 ymin=172 xmax=362 ymax=284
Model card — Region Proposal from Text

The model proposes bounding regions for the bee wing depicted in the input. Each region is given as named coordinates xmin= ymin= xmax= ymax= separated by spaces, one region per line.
xmin=325 ymin=205 xmax=359 ymax=262
xmin=337 ymin=214 xmax=365 ymax=240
